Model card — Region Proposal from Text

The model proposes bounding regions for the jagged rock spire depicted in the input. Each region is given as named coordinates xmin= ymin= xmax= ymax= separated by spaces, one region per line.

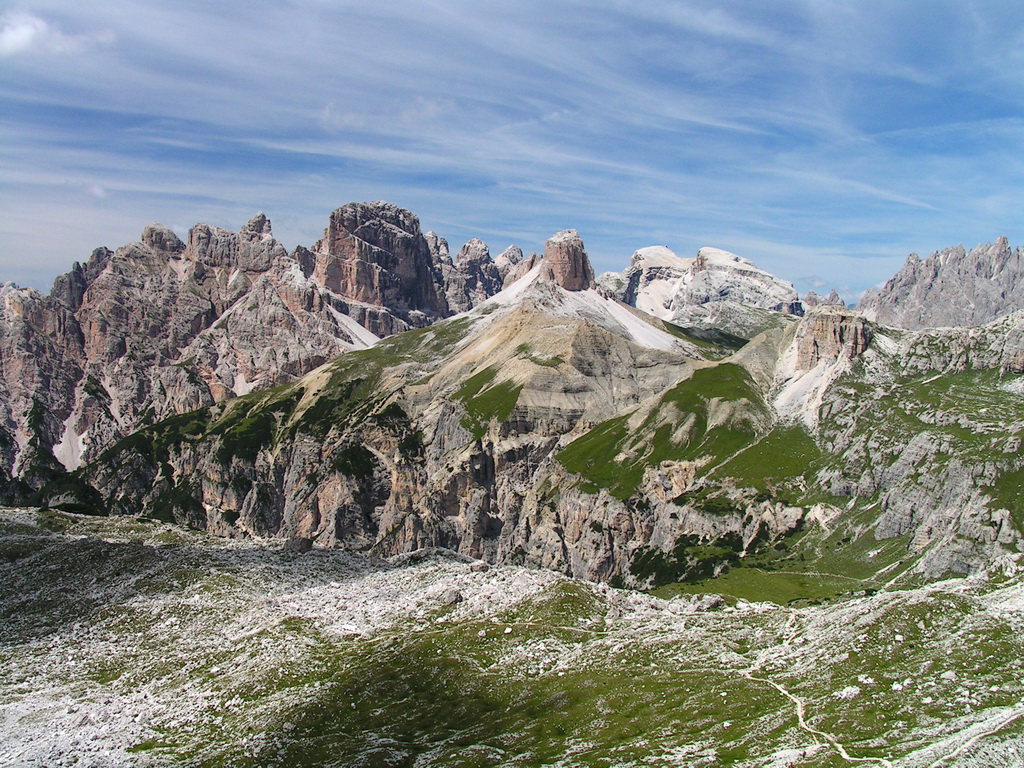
xmin=141 ymin=223 xmax=184 ymax=254
xmin=539 ymin=230 xmax=594 ymax=291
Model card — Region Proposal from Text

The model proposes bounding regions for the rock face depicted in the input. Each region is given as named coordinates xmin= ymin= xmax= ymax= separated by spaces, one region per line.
xmin=74 ymin=232 xmax=1024 ymax=588
xmin=601 ymin=245 xmax=803 ymax=338
xmin=539 ymin=230 xmax=594 ymax=291
xmin=81 ymin=249 xmax=712 ymax=582
xmin=434 ymin=238 xmax=505 ymax=313
xmin=859 ymin=236 xmax=1024 ymax=329
xmin=0 ymin=203 xmax=512 ymax=486
xmin=793 ymin=307 xmax=873 ymax=371
xmin=311 ymin=201 xmax=449 ymax=323
xmin=494 ymin=245 xmax=524 ymax=286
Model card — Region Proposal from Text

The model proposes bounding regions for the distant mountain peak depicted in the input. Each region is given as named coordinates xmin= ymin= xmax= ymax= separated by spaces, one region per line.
xmin=859 ymin=236 xmax=1024 ymax=329
xmin=601 ymin=243 xmax=800 ymax=338
xmin=141 ymin=222 xmax=184 ymax=254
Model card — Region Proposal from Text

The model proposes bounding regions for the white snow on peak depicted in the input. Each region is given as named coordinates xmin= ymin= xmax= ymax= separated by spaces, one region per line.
xmin=540 ymin=286 xmax=681 ymax=352
xmin=473 ymin=262 xmax=681 ymax=352
xmin=623 ymin=247 xmax=690 ymax=320
xmin=630 ymin=245 xmax=688 ymax=270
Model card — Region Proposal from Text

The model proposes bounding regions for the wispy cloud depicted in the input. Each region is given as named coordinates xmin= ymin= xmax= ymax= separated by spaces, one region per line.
xmin=0 ymin=11 xmax=114 ymax=56
xmin=1 ymin=1 xmax=1022 ymax=296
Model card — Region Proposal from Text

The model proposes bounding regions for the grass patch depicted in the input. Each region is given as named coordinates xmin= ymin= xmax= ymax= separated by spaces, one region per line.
xmin=660 ymin=321 xmax=749 ymax=352
xmin=558 ymin=364 xmax=767 ymax=498
xmin=986 ymin=464 xmax=1024 ymax=529
xmin=455 ymin=366 xmax=523 ymax=439
xmin=654 ymin=567 xmax=871 ymax=605
xmin=713 ymin=424 xmax=823 ymax=492
xmin=630 ymin=532 xmax=746 ymax=586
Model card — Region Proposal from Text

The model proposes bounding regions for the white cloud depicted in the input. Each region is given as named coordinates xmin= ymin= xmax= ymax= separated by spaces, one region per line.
xmin=0 ymin=12 xmax=46 ymax=55
xmin=1 ymin=1 xmax=1023 ymax=297
xmin=317 ymin=103 xmax=365 ymax=134
xmin=0 ymin=12 xmax=114 ymax=57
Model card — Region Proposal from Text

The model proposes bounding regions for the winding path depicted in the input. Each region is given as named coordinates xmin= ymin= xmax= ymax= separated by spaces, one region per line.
xmin=922 ymin=707 xmax=1024 ymax=768
xmin=744 ymin=610 xmax=894 ymax=767
xmin=743 ymin=670 xmax=893 ymax=767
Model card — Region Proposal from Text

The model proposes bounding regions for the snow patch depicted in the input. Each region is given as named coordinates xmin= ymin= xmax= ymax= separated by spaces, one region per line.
xmin=232 ymin=373 xmax=257 ymax=397
xmin=325 ymin=305 xmax=381 ymax=349
xmin=53 ymin=413 xmax=88 ymax=472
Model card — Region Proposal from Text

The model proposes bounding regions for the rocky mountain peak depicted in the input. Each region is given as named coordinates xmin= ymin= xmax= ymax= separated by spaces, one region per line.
xmin=803 ymin=289 xmax=845 ymax=308
xmin=316 ymin=201 xmax=424 ymax=256
xmin=141 ymin=223 xmax=185 ymax=254
xmin=858 ymin=236 xmax=1024 ymax=329
xmin=310 ymin=202 xmax=447 ymax=317
xmin=184 ymin=223 xmax=237 ymax=266
xmin=539 ymin=229 xmax=594 ymax=291
xmin=241 ymin=212 xmax=273 ymax=241
xmin=495 ymin=245 xmax=525 ymax=287
xmin=455 ymin=238 xmax=490 ymax=267
xmin=497 ymin=245 xmax=523 ymax=267
xmin=437 ymin=238 xmax=503 ymax=313
xmin=425 ymin=231 xmax=450 ymax=267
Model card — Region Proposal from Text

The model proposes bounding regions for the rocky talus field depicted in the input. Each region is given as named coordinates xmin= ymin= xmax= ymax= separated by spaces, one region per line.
xmin=2 ymin=509 xmax=1024 ymax=768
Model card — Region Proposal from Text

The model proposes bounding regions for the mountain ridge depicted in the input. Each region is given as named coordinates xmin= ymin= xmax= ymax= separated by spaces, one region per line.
xmin=47 ymin=232 xmax=1024 ymax=588
xmin=3 ymin=206 xmax=1023 ymax=592
xmin=858 ymin=235 xmax=1024 ymax=330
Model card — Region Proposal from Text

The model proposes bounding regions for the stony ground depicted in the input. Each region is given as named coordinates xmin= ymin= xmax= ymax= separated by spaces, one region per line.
xmin=2 ymin=509 xmax=1023 ymax=767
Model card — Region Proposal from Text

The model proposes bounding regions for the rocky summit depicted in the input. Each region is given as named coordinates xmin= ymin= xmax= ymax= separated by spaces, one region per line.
xmin=539 ymin=229 xmax=594 ymax=291
xmin=859 ymin=236 xmax=1024 ymax=329
xmin=598 ymin=244 xmax=803 ymax=339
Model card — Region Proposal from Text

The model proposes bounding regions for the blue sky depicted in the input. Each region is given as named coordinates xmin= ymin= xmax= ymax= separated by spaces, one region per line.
xmin=2 ymin=1 xmax=1023 ymax=301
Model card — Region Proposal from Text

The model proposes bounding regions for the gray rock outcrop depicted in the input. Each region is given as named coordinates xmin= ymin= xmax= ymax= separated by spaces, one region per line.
xmin=859 ymin=236 xmax=1024 ymax=329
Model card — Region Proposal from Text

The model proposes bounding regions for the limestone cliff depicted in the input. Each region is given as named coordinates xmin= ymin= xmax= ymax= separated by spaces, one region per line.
xmin=859 ymin=236 xmax=1024 ymax=329
xmin=73 ymin=234 xmax=1024 ymax=588
xmin=0 ymin=203 xmax=509 ymax=485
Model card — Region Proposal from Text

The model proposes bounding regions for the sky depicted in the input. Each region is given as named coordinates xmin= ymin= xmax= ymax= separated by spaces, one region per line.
xmin=2 ymin=1 xmax=1024 ymax=301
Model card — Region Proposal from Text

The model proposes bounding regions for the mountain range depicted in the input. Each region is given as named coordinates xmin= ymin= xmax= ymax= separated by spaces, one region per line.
xmin=3 ymin=201 xmax=1021 ymax=593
